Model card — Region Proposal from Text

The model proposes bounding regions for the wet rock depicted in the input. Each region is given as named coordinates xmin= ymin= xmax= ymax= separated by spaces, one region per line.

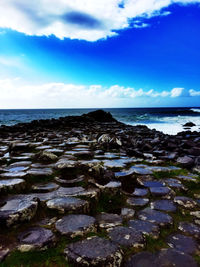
xmin=54 ymin=159 xmax=77 ymax=170
xmin=132 ymin=188 xmax=148 ymax=197
xmin=18 ymin=227 xmax=55 ymax=252
xmin=174 ymin=196 xmax=198 ymax=209
xmin=178 ymin=222 xmax=200 ymax=239
xmin=138 ymin=207 xmax=173 ymax=226
xmin=32 ymin=182 xmax=59 ymax=193
xmin=149 ymin=186 xmax=170 ymax=197
xmin=177 ymin=175 xmax=197 ymax=182
xmin=0 ymin=171 xmax=27 ymax=178
xmin=35 ymin=151 xmax=58 ymax=162
xmin=130 ymin=166 xmax=153 ymax=175
xmin=0 ymin=178 xmax=25 ymax=193
xmin=164 ymin=178 xmax=185 ymax=190
xmin=46 ymin=197 xmax=89 ymax=213
xmin=151 ymin=200 xmax=177 ymax=212
xmin=177 ymin=156 xmax=194 ymax=168
xmin=121 ymin=208 xmax=135 ymax=220
xmin=27 ymin=168 xmax=53 ymax=177
xmin=5 ymin=165 xmax=29 ymax=172
xmin=167 ymin=234 xmax=199 ymax=255
xmin=138 ymin=178 xmax=165 ymax=188
xmin=0 ymin=195 xmax=38 ymax=227
xmin=55 ymin=214 xmax=96 ymax=238
xmin=124 ymin=251 xmax=155 ymax=267
xmin=96 ymin=213 xmax=123 ymax=229
xmin=127 ymin=197 xmax=149 ymax=207
xmin=64 ymin=236 xmax=122 ymax=266
xmin=155 ymin=248 xmax=198 ymax=267
xmin=108 ymin=226 xmax=144 ymax=248
xmin=128 ymin=219 xmax=159 ymax=239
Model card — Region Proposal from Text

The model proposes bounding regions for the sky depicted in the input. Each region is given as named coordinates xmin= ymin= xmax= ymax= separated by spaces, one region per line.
xmin=0 ymin=0 xmax=200 ymax=108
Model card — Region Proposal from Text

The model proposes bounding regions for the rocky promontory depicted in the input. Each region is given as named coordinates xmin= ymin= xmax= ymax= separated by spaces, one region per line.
xmin=0 ymin=110 xmax=199 ymax=266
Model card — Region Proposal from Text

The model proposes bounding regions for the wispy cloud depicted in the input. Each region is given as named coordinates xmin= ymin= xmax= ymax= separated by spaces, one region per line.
xmin=0 ymin=0 xmax=200 ymax=41
xmin=0 ymin=78 xmax=198 ymax=108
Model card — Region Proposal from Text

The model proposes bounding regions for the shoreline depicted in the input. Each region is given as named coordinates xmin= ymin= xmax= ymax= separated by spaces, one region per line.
xmin=0 ymin=110 xmax=200 ymax=266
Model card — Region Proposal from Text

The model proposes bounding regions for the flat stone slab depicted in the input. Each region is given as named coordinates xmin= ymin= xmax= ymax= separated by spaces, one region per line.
xmin=138 ymin=178 xmax=165 ymax=188
xmin=0 ymin=195 xmax=38 ymax=227
xmin=167 ymin=234 xmax=199 ymax=255
xmin=155 ymin=248 xmax=198 ymax=267
xmin=18 ymin=227 xmax=55 ymax=252
xmin=149 ymin=186 xmax=170 ymax=196
xmin=164 ymin=178 xmax=185 ymax=190
xmin=151 ymin=200 xmax=177 ymax=212
xmin=54 ymin=159 xmax=77 ymax=169
xmin=124 ymin=251 xmax=155 ymax=267
xmin=177 ymin=175 xmax=197 ymax=182
xmin=103 ymin=160 xmax=126 ymax=169
xmin=178 ymin=222 xmax=200 ymax=239
xmin=121 ymin=208 xmax=135 ymax=220
xmin=138 ymin=207 xmax=173 ymax=226
xmin=54 ymin=176 xmax=83 ymax=186
xmin=0 ymin=179 xmax=25 ymax=193
xmin=127 ymin=197 xmax=149 ymax=207
xmin=174 ymin=196 xmax=198 ymax=209
xmin=55 ymin=214 xmax=96 ymax=238
xmin=0 ymin=171 xmax=27 ymax=178
xmin=96 ymin=213 xmax=123 ymax=229
xmin=130 ymin=166 xmax=153 ymax=175
xmin=27 ymin=168 xmax=53 ymax=176
xmin=108 ymin=226 xmax=144 ymax=248
xmin=64 ymin=236 xmax=122 ymax=266
xmin=128 ymin=219 xmax=159 ymax=239
xmin=5 ymin=166 xmax=29 ymax=172
xmin=46 ymin=197 xmax=89 ymax=213
xmin=32 ymin=182 xmax=59 ymax=193
xmin=132 ymin=188 xmax=148 ymax=197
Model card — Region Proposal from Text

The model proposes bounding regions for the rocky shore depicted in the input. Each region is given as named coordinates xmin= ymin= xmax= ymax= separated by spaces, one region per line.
xmin=0 ymin=110 xmax=200 ymax=266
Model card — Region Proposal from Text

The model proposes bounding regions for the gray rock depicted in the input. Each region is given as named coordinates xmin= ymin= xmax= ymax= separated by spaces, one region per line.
xmin=174 ymin=196 xmax=198 ymax=209
xmin=178 ymin=222 xmax=200 ymax=239
xmin=55 ymin=214 xmax=96 ymax=238
xmin=167 ymin=234 xmax=199 ymax=255
xmin=128 ymin=219 xmax=159 ymax=239
xmin=108 ymin=226 xmax=144 ymax=248
xmin=121 ymin=208 xmax=135 ymax=220
xmin=64 ymin=236 xmax=122 ymax=266
xmin=32 ymin=182 xmax=59 ymax=193
xmin=18 ymin=227 xmax=55 ymax=251
xmin=0 ymin=195 xmax=38 ymax=227
xmin=27 ymin=168 xmax=53 ymax=177
xmin=177 ymin=156 xmax=194 ymax=168
xmin=151 ymin=200 xmax=177 ymax=212
xmin=0 ymin=178 xmax=25 ymax=193
xmin=150 ymin=186 xmax=170 ymax=197
xmin=127 ymin=197 xmax=149 ymax=207
xmin=124 ymin=251 xmax=155 ymax=267
xmin=96 ymin=213 xmax=122 ymax=229
xmin=130 ymin=166 xmax=153 ymax=175
xmin=138 ymin=207 xmax=173 ymax=226
xmin=132 ymin=188 xmax=148 ymax=197
xmin=46 ymin=197 xmax=89 ymax=213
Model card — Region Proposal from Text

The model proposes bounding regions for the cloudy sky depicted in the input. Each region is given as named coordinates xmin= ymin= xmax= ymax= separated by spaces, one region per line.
xmin=0 ymin=0 xmax=200 ymax=108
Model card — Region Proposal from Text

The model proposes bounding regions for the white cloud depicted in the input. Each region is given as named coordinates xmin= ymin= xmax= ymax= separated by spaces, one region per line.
xmin=0 ymin=0 xmax=199 ymax=41
xmin=0 ymin=78 xmax=198 ymax=108
xmin=189 ymin=89 xmax=200 ymax=96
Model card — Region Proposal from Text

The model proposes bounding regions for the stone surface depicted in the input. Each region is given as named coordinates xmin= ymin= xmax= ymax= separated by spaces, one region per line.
xmin=121 ymin=208 xmax=135 ymax=219
xmin=0 ymin=195 xmax=38 ymax=227
xmin=96 ymin=213 xmax=122 ymax=229
xmin=32 ymin=182 xmax=59 ymax=192
xmin=0 ymin=178 xmax=25 ymax=193
xmin=64 ymin=236 xmax=122 ymax=266
xmin=108 ymin=226 xmax=144 ymax=248
xmin=127 ymin=197 xmax=149 ymax=207
xmin=138 ymin=208 xmax=173 ymax=226
xmin=149 ymin=186 xmax=170 ymax=197
xmin=46 ymin=197 xmax=89 ymax=213
xmin=128 ymin=219 xmax=159 ymax=239
xmin=18 ymin=227 xmax=55 ymax=251
xmin=167 ymin=234 xmax=199 ymax=255
xmin=151 ymin=200 xmax=177 ymax=212
xmin=124 ymin=251 xmax=155 ymax=267
xmin=55 ymin=214 xmax=96 ymax=237
xmin=132 ymin=188 xmax=148 ymax=197
xmin=174 ymin=196 xmax=198 ymax=209
xmin=178 ymin=222 xmax=200 ymax=239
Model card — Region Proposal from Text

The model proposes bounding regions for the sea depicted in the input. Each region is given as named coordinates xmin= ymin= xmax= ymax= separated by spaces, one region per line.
xmin=0 ymin=107 xmax=200 ymax=135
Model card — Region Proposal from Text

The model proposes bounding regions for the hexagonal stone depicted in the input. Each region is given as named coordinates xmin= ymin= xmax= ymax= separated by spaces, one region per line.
xmin=54 ymin=176 xmax=83 ymax=186
xmin=127 ymin=197 xmax=149 ymax=207
xmin=138 ymin=178 xmax=165 ymax=188
xmin=0 ymin=179 xmax=25 ymax=193
xmin=5 ymin=165 xmax=29 ymax=172
xmin=27 ymin=168 xmax=53 ymax=177
xmin=128 ymin=219 xmax=159 ymax=239
xmin=96 ymin=213 xmax=122 ymax=229
xmin=164 ymin=178 xmax=185 ymax=190
xmin=121 ymin=208 xmax=135 ymax=220
xmin=18 ymin=227 xmax=55 ymax=252
xmin=138 ymin=208 xmax=173 ymax=226
xmin=167 ymin=234 xmax=199 ymax=255
xmin=151 ymin=200 xmax=177 ymax=212
xmin=130 ymin=166 xmax=153 ymax=175
xmin=124 ymin=251 xmax=155 ymax=267
xmin=177 ymin=175 xmax=197 ymax=182
xmin=178 ymin=222 xmax=200 ymax=239
xmin=0 ymin=171 xmax=27 ymax=178
xmin=55 ymin=215 xmax=96 ymax=238
xmin=0 ymin=195 xmax=38 ymax=227
xmin=108 ymin=226 xmax=144 ymax=248
xmin=64 ymin=236 xmax=122 ymax=266
xmin=32 ymin=182 xmax=59 ymax=193
xmin=155 ymin=248 xmax=198 ymax=267
xmin=103 ymin=160 xmax=126 ymax=169
xmin=174 ymin=196 xmax=198 ymax=209
xmin=132 ymin=188 xmax=148 ymax=197
xmin=149 ymin=186 xmax=170 ymax=197
xmin=46 ymin=197 xmax=89 ymax=213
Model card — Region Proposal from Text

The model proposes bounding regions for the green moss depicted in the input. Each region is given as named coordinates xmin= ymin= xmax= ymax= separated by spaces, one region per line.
xmin=153 ymin=169 xmax=188 ymax=180
xmin=145 ymin=235 xmax=169 ymax=252
xmin=0 ymin=238 xmax=71 ymax=267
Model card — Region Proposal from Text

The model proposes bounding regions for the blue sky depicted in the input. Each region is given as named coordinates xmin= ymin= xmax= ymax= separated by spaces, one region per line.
xmin=0 ymin=0 xmax=200 ymax=108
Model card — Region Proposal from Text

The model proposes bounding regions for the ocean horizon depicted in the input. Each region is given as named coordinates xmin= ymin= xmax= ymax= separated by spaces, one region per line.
xmin=0 ymin=107 xmax=200 ymax=135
